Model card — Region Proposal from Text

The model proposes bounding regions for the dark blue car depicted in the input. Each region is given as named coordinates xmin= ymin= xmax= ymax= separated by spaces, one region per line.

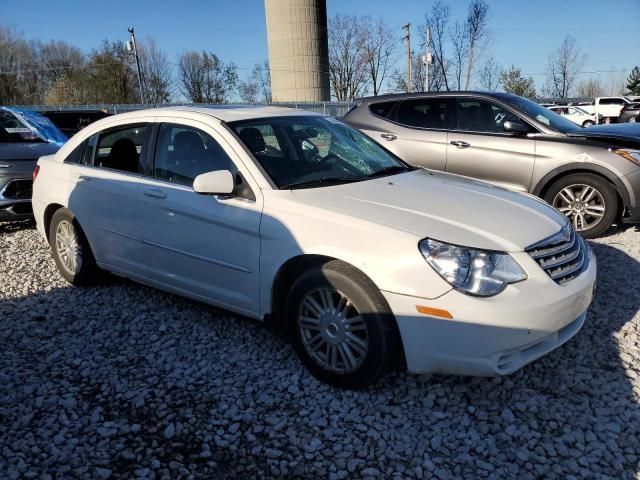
xmin=0 ymin=107 xmax=67 ymax=221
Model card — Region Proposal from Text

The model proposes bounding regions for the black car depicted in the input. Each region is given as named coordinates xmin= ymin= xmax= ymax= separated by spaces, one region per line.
xmin=618 ymin=103 xmax=640 ymax=123
xmin=0 ymin=107 xmax=66 ymax=221
xmin=41 ymin=110 xmax=111 ymax=137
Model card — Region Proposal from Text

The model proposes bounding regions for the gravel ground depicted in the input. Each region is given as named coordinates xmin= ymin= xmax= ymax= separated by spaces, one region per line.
xmin=1 ymin=220 xmax=640 ymax=480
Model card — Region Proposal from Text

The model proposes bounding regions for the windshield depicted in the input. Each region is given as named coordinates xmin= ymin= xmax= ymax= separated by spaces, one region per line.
xmin=0 ymin=108 xmax=67 ymax=144
xmin=499 ymin=95 xmax=582 ymax=133
xmin=229 ymin=115 xmax=412 ymax=189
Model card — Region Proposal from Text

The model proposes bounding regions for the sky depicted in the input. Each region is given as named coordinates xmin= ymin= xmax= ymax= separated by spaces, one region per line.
xmin=2 ymin=0 xmax=638 ymax=92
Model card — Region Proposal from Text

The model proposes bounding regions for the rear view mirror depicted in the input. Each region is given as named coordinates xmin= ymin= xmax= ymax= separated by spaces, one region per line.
xmin=503 ymin=120 xmax=530 ymax=134
xmin=193 ymin=170 xmax=234 ymax=196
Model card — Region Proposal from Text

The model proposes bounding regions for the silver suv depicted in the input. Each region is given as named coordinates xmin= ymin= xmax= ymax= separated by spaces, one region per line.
xmin=343 ymin=92 xmax=640 ymax=238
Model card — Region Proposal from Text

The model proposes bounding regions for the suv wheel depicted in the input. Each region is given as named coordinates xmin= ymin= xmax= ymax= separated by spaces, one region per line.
xmin=544 ymin=173 xmax=618 ymax=238
xmin=285 ymin=260 xmax=401 ymax=389
xmin=49 ymin=208 xmax=101 ymax=285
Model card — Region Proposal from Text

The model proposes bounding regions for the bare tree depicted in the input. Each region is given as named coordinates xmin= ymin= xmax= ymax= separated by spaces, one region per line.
xmin=464 ymin=0 xmax=489 ymax=90
xmin=328 ymin=14 xmax=369 ymax=101
xmin=546 ymin=35 xmax=587 ymax=98
xmin=449 ymin=21 xmax=467 ymax=90
xmin=138 ymin=38 xmax=173 ymax=103
xmin=85 ymin=40 xmax=140 ymax=104
xmin=477 ymin=57 xmax=501 ymax=91
xmin=576 ymin=78 xmax=604 ymax=98
xmin=424 ymin=1 xmax=451 ymax=91
xmin=178 ymin=51 xmax=238 ymax=103
xmin=0 ymin=25 xmax=41 ymax=104
xmin=38 ymin=40 xmax=85 ymax=85
xmin=362 ymin=17 xmax=397 ymax=96
xmin=239 ymin=61 xmax=271 ymax=103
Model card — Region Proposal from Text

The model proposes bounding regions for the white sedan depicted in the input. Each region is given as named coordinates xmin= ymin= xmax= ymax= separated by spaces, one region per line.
xmin=32 ymin=107 xmax=596 ymax=388
xmin=547 ymin=105 xmax=599 ymax=127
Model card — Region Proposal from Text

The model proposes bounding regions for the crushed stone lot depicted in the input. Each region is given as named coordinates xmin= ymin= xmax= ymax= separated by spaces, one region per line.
xmin=1 ymin=220 xmax=640 ymax=480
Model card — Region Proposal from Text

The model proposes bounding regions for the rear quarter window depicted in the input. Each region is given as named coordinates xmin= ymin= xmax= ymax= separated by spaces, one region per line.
xmin=369 ymin=101 xmax=398 ymax=119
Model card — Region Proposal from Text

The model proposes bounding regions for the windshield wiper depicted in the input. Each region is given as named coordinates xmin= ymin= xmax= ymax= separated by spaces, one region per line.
xmin=280 ymin=177 xmax=361 ymax=190
xmin=364 ymin=165 xmax=413 ymax=179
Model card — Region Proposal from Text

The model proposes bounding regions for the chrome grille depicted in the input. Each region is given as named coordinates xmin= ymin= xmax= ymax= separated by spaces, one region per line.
xmin=526 ymin=224 xmax=588 ymax=284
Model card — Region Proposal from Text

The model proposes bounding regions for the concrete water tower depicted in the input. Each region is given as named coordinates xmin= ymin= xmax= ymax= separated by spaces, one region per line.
xmin=264 ymin=0 xmax=331 ymax=102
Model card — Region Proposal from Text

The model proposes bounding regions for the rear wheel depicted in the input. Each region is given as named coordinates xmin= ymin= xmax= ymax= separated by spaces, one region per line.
xmin=49 ymin=208 xmax=101 ymax=285
xmin=544 ymin=173 xmax=618 ymax=238
xmin=286 ymin=260 xmax=401 ymax=389
xmin=582 ymin=120 xmax=594 ymax=127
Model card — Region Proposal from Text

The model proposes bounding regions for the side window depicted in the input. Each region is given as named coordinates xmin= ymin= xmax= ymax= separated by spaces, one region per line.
xmin=456 ymin=99 xmax=521 ymax=133
xmin=396 ymin=99 xmax=448 ymax=129
xmin=154 ymin=124 xmax=234 ymax=187
xmin=94 ymin=125 xmax=149 ymax=174
xmin=369 ymin=101 xmax=398 ymax=119
xmin=63 ymin=142 xmax=85 ymax=164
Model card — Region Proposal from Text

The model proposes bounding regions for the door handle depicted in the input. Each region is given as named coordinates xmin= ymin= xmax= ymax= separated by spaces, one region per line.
xmin=450 ymin=140 xmax=471 ymax=149
xmin=380 ymin=133 xmax=397 ymax=141
xmin=143 ymin=188 xmax=167 ymax=199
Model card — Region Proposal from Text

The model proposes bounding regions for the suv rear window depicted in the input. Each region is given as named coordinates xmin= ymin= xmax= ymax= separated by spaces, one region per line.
xmin=396 ymin=99 xmax=449 ymax=129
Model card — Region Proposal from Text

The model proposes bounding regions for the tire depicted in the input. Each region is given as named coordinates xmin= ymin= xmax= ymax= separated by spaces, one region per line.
xmin=629 ymin=116 xmax=637 ymax=123
xmin=49 ymin=208 xmax=101 ymax=285
xmin=544 ymin=173 xmax=618 ymax=238
xmin=285 ymin=260 xmax=401 ymax=389
xmin=582 ymin=120 xmax=594 ymax=127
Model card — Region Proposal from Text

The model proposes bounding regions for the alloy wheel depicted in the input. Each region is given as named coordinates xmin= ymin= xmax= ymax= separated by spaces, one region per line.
xmin=297 ymin=287 xmax=369 ymax=374
xmin=55 ymin=220 xmax=83 ymax=274
xmin=553 ymin=184 xmax=606 ymax=232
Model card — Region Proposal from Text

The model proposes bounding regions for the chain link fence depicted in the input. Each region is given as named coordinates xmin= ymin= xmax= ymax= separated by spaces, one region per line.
xmin=13 ymin=101 xmax=356 ymax=118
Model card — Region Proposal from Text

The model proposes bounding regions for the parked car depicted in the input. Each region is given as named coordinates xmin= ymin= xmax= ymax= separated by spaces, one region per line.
xmin=0 ymin=107 xmax=67 ymax=221
xmin=41 ymin=110 xmax=112 ymax=137
xmin=343 ymin=92 xmax=640 ymax=238
xmin=32 ymin=106 xmax=596 ymax=388
xmin=617 ymin=102 xmax=640 ymax=123
xmin=579 ymin=97 xmax=634 ymax=122
xmin=547 ymin=105 xmax=600 ymax=127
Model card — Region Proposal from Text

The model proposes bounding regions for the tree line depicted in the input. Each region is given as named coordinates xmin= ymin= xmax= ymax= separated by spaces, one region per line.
xmin=0 ymin=25 xmax=272 ymax=106
xmin=1 ymin=6 xmax=638 ymax=106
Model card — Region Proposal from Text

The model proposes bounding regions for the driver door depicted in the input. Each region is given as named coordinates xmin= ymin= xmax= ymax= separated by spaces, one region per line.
xmin=445 ymin=98 xmax=536 ymax=193
xmin=136 ymin=119 xmax=263 ymax=316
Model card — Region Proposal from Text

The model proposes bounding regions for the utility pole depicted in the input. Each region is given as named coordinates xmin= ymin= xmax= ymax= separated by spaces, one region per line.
xmin=422 ymin=27 xmax=432 ymax=92
xmin=402 ymin=23 xmax=412 ymax=93
xmin=126 ymin=26 xmax=145 ymax=104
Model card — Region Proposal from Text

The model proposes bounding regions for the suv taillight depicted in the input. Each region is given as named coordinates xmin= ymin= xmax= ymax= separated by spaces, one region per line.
xmin=33 ymin=165 xmax=40 ymax=182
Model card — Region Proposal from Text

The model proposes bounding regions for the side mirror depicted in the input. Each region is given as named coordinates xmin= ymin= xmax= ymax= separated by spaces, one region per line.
xmin=193 ymin=170 xmax=234 ymax=196
xmin=503 ymin=120 xmax=530 ymax=134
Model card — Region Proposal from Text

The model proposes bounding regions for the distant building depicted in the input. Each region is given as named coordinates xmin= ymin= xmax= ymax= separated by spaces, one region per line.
xmin=265 ymin=0 xmax=330 ymax=102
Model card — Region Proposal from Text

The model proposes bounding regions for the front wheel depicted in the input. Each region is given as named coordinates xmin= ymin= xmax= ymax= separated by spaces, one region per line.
xmin=544 ymin=173 xmax=618 ymax=238
xmin=582 ymin=120 xmax=594 ymax=127
xmin=629 ymin=116 xmax=637 ymax=123
xmin=286 ymin=260 xmax=401 ymax=389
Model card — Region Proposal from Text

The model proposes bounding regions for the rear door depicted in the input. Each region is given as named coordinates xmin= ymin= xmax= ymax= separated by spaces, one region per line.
xmin=360 ymin=98 xmax=452 ymax=171
xmin=65 ymin=122 xmax=152 ymax=272
xmin=445 ymin=97 xmax=536 ymax=193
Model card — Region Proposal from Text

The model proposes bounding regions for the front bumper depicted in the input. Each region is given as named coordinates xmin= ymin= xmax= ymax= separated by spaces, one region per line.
xmin=383 ymin=248 xmax=597 ymax=376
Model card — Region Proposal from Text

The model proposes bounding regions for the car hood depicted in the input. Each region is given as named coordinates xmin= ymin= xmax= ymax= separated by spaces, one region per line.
xmin=0 ymin=142 xmax=61 ymax=161
xmin=567 ymin=123 xmax=640 ymax=146
xmin=292 ymin=169 xmax=567 ymax=252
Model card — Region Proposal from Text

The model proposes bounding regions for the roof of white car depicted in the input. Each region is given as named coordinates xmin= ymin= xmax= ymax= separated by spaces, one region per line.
xmin=142 ymin=105 xmax=324 ymax=123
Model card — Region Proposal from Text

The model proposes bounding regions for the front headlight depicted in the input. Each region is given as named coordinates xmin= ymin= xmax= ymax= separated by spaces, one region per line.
xmin=419 ymin=239 xmax=527 ymax=297
xmin=612 ymin=148 xmax=640 ymax=166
